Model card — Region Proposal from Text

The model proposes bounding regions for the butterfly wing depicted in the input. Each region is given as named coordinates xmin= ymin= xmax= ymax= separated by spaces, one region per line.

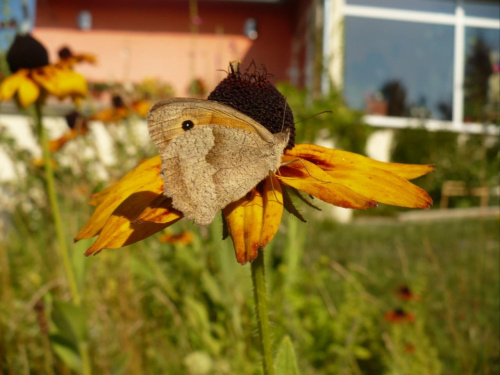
xmin=147 ymin=98 xmax=289 ymax=226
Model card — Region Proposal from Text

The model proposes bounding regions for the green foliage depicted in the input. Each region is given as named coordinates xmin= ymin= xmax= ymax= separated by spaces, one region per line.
xmin=391 ymin=128 xmax=499 ymax=207
xmin=277 ymin=83 xmax=372 ymax=154
xmin=1 ymin=111 xmax=498 ymax=374
xmin=275 ymin=336 xmax=300 ymax=375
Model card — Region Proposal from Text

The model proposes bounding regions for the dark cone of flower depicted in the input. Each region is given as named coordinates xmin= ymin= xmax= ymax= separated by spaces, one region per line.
xmin=208 ymin=63 xmax=295 ymax=150
xmin=58 ymin=46 xmax=73 ymax=59
xmin=7 ymin=34 xmax=49 ymax=73
xmin=112 ymin=95 xmax=126 ymax=109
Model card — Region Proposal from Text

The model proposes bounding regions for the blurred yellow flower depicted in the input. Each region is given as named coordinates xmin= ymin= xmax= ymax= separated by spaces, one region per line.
xmin=0 ymin=34 xmax=89 ymax=108
xmin=57 ymin=46 xmax=96 ymax=68
xmin=158 ymin=230 xmax=194 ymax=245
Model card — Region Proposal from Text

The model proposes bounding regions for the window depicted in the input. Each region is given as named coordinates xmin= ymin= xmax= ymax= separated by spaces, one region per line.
xmin=464 ymin=27 xmax=500 ymax=124
xmin=344 ymin=18 xmax=454 ymax=120
xmin=336 ymin=0 xmax=500 ymax=133
xmin=346 ymin=0 xmax=456 ymax=14
xmin=463 ymin=0 xmax=500 ymax=18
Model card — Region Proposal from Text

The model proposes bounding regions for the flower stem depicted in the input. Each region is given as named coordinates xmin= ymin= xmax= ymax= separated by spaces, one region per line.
xmin=35 ymin=103 xmax=91 ymax=375
xmin=35 ymin=102 xmax=80 ymax=305
xmin=251 ymin=250 xmax=274 ymax=375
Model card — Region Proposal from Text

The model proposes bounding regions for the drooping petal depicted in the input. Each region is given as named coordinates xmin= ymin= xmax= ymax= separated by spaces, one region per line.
xmin=31 ymin=66 xmax=60 ymax=96
xmin=223 ymin=175 xmax=284 ymax=264
xmin=325 ymin=162 xmax=433 ymax=209
xmin=260 ymin=175 xmax=284 ymax=248
xmin=132 ymin=195 xmax=183 ymax=225
xmin=84 ymin=194 xmax=181 ymax=256
xmin=75 ymin=156 xmax=163 ymax=241
xmin=286 ymin=144 xmax=434 ymax=180
xmin=90 ymin=107 xmax=130 ymax=123
xmin=55 ymin=68 xmax=88 ymax=99
xmin=0 ymin=70 xmax=27 ymax=101
xmin=18 ymin=77 xmax=40 ymax=107
xmin=278 ymin=155 xmax=378 ymax=209
xmin=88 ymin=183 xmax=119 ymax=206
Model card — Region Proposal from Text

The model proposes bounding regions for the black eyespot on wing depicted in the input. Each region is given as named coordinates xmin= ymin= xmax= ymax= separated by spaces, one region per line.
xmin=182 ymin=120 xmax=194 ymax=131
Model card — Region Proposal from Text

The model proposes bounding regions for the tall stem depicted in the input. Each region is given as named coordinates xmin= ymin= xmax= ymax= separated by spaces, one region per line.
xmin=35 ymin=102 xmax=80 ymax=305
xmin=251 ymin=250 xmax=274 ymax=375
xmin=35 ymin=103 xmax=91 ymax=375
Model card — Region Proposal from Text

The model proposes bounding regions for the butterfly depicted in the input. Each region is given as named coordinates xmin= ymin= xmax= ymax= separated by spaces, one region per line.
xmin=147 ymin=98 xmax=290 ymax=226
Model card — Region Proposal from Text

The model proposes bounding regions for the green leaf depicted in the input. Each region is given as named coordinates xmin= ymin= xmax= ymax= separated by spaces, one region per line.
xmin=51 ymin=300 xmax=87 ymax=343
xmin=282 ymin=186 xmax=306 ymax=223
xmin=221 ymin=212 xmax=229 ymax=240
xmin=201 ymin=271 xmax=222 ymax=305
xmin=51 ymin=337 xmax=81 ymax=372
xmin=275 ymin=335 xmax=300 ymax=375
xmin=290 ymin=188 xmax=322 ymax=211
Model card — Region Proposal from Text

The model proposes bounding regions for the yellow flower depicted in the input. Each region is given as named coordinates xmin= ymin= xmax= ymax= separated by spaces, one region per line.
xmin=57 ymin=46 xmax=96 ymax=68
xmin=75 ymin=146 xmax=432 ymax=263
xmin=76 ymin=65 xmax=433 ymax=264
xmin=158 ymin=230 xmax=194 ymax=245
xmin=0 ymin=34 xmax=88 ymax=108
xmin=48 ymin=111 xmax=89 ymax=152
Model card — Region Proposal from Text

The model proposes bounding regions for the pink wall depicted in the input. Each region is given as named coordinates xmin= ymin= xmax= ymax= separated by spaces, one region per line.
xmin=34 ymin=0 xmax=295 ymax=96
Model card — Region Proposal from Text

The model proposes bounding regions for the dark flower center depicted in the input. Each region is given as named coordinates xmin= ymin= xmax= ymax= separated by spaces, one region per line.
xmin=7 ymin=34 xmax=49 ymax=73
xmin=112 ymin=95 xmax=126 ymax=109
xmin=208 ymin=62 xmax=295 ymax=150
xmin=58 ymin=46 xmax=73 ymax=59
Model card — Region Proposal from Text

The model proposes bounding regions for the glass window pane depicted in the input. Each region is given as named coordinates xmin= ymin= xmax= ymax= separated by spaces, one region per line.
xmin=463 ymin=1 xmax=500 ymax=19
xmin=464 ymin=27 xmax=500 ymax=124
xmin=344 ymin=17 xmax=454 ymax=120
xmin=346 ymin=0 xmax=456 ymax=14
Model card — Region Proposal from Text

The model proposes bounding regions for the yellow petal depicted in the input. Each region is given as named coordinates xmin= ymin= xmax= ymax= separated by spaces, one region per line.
xmin=325 ymin=162 xmax=433 ymax=209
xmin=75 ymin=156 xmax=163 ymax=241
xmin=31 ymin=66 xmax=60 ymax=96
xmin=286 ymin=144 xmax=434 ymax=180
xmin=0 ymin=70 xmax=27 ymax=101
xmin=84 ymin=193 xmax=180 ymax=256
xmin=223 ymin=176 xmax=283 ymax=264
xmin=278 ymin=155 xmax=377 ymax=209
xmin=260 ymin=175 xmax=284 ymax=249
xmin=132 ymin=195 xmax=183 ymax=224
xmin=89 ymin=183 xmax=119 ymax=206
xmin=18 ymin=77 xmax=40 ymax=108
xmin=55 ymin=68 xmax=88 ymax=99
xmin=33 ymin=66 xmax=88 ymax=100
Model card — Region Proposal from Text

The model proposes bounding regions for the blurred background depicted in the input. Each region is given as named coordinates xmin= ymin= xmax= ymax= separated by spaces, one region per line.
xmin=0 ymin=0 xmax=499 ymax=374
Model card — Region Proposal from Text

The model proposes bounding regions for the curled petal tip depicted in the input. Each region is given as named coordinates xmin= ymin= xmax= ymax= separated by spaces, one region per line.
xmin=85 ymin=246 xmax=100 ymax=256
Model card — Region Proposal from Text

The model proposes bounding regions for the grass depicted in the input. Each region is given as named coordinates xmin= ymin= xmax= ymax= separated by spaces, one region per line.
xmin=1 ymin=192 xmax=498 ymax=375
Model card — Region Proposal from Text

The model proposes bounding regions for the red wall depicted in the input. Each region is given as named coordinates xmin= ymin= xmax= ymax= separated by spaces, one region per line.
xmin=34 ymin=0 xmax=296 ymax=95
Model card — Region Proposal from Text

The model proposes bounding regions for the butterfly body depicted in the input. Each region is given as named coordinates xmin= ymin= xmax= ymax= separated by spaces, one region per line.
xmin=148 ymin=98 xmax=289 ymax=226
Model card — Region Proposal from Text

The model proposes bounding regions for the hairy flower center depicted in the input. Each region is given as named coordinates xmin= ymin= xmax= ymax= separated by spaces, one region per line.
xmin=7 ymin=34 xmax=49 ymax=73
xmin=207 ymin=63 xmax=295 ymax=150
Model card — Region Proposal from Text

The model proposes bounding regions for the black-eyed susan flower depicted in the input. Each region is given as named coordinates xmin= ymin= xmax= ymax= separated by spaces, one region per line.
xmin=90 ymin=95 xmax=130 ymax=123
xmin=0 ymin=34 xmax=88 ymax=108
xmin=57 ymin=46 xmax=96 ymax=68
xmin=396 ymin=285 xmax=420 ymax=302
xmin=158 ymin=230 xmax=194 ymax=245
xmin=75 ymin=65 xmax=433 ymax=264
xmin=385 ymin=308 xmax=415 ymax=324
xmin=48 ymin=111 xmax=89 ymax=152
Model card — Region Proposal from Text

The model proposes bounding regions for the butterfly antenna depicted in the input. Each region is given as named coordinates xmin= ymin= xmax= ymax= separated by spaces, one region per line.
xmin=268 ymin=173 xmax=281 ymax=204
xmin=280 ymin=158 xmax=330 ymax=184
xmin=294 ymin=111 xmax=333 ymax=125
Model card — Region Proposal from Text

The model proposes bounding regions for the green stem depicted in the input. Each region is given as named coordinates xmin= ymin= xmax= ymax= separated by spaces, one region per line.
xmin=35 ymin=102 xmax=80 ymax=305
xmin=35 ymin=103 xmax=91 ymax=375
xmin=251 ymin=250 xmax=274 ymax=375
